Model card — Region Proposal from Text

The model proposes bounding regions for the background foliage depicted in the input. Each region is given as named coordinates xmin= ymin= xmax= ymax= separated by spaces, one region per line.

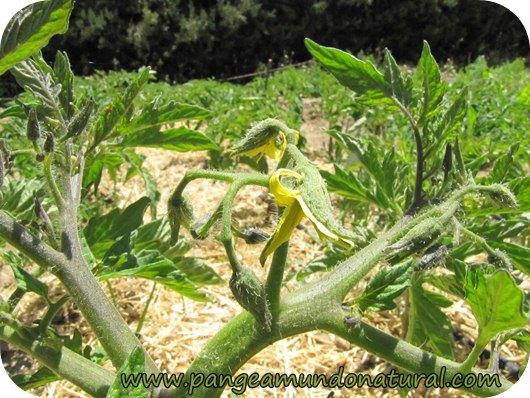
xmin=41 ymin=0 xmax=529 ymax=82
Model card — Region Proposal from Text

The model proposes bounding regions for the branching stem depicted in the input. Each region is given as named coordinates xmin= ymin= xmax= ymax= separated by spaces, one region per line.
xmin=0 ymin=324 xmax=114 ymax=397
xmin=265 ymin=242 xmax=288 ymax=322
xmin=393 ymin=99 xmax=424 ymax=212
xmin=43 ymin=155 xmax=65 ymax=210
xmin=460 ymin=337 xmax=488 ymax=374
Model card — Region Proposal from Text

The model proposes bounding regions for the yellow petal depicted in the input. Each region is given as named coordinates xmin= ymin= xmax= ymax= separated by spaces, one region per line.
xmin=269 ymin=168 xmax=303 ymax=207
xmin=260 ymin=201 xmax=304 ymax=265
xmin=239 ymin=131 xmax=286 ymax=160
xmin=298 ymin=196 xmax=356 ymax=248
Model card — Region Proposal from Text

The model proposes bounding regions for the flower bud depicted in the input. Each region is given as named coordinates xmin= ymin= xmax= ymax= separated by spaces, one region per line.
xmin=27 ymin=109 xmax=40 ymax=142
xmin=242 ymin=228 xmax=269 ymax=244
xmin=168 ymin=196 xmax=195 ymax=242
xmin=66 ymin=98 xmax=94 ymax=139
xmin=44 ymin=133 xmax=55 ymax=153
xmin=485 ymin=184 xmax=518 ymax=208
xmin=229 ymin=266 xmax=272 ymax=333
xmin=488 ymin=249 xmax=512 ymax=270
xmin=34 ymin=196 xmax=55 ymax=238
xmin=229 ymin=119 xmax=298 ymax=160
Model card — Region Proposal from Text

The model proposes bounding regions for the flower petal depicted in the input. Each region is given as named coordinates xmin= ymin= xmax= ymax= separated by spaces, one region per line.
xmin=298 ymin=196 xmax=356 ymax=248
xmin=269 ymin=168 xmax=303 ymax=207
xmin=260 ymin=201 xmax=304 ymax=265
xmin=239 ymin=131 xmax=286 ymax=159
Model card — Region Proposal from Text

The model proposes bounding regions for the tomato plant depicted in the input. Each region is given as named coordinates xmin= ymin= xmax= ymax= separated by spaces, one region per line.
xmin=0 ymin=1 xmax=528 ymax=398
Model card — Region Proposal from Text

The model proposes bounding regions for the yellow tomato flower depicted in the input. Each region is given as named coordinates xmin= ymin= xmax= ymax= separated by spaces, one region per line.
xmin=260 ymin=168 xmax=358 ymax=265
xmin=229 ymin=119 xmax=299 ymax=160
xmin=239 ymin=130 xmax=287 ymax=160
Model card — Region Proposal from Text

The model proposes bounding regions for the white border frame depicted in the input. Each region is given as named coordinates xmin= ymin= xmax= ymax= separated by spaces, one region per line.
xmin=0 ymin=1 xmax=528 ymax=397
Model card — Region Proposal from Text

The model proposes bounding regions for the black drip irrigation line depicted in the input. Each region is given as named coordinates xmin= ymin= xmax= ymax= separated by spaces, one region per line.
xmin=217 ymin=60 xmax=314 ymax=82
xmin=452 ymin=329 xmax=521 ymax=380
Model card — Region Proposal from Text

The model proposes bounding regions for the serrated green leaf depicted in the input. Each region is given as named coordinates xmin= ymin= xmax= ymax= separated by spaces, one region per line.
xmin=464 ymin=268 xmax=529 ymax=345
xmin=422 ymin=289 xmax=453 ymax=308
xmin=382 ymin=48 xmax=413 ymax=106
xmin=83 ymin=152 xmax=123 ymax=190
xmin=92 ymin=215 xmax=217 ymax=301
xmin=294 ymin=247 xmax=348 ymax=281
xmin=11 ymin=55 xmax=62 ymax=116
xmin=0 ymin=104 xmax=26 ymax=119
xmin=489 ymin=143 xmax=520 ymax=183
xmin=122 ymin=151 xmax=160 ymax=217
xmin=357 ymin=259 xmax=414 ymax=312
xmin=11 ymin=367 xmax=60 ymax=391
xmin=408 ymin=274 xmax=454 ymax=359
xmin=121 ymin=126 xmax=218 ymax=151
xmin=0 ymin=177 xmax=44 ymax=219
xmin=7 ymin=259 xmax=48 ymax=299
xmin=106 ymin=347 xmax=148 ymax=398
xmin=512 ymin=330 xmax=530 ymax=353
xmin=0 ymin=0 xmax=73 ymax=76
xmin=119 ymin=100 xmax=211 ymax=136
xmin=99 ymin=252 xmax=210 ymax=302
xmin=433 ymin=89 xmax=467 ymax=143
xmin=93 ymin=68 xmax=152 ymax=143
xmin=416 ymin=41 xmax=445 ymax=120
xmin=321 ymin=166 xmax=371 ymax=203
xmin=425 ymin=274 xmax=465 ymax=299
xmin=341 ymin=138 xmax=397 ymax=210
xmin=170 ymin=257 xmax=222 ymax=286
xmin=304 ymin=38 xmax=391 ymax=99
xmin=53 ymin=51 xmax=74 ymax=117
xmin=84 ymin=197 xmax=151 ymax=256
xmin=80 ymin=233 xmax=97 ymax=270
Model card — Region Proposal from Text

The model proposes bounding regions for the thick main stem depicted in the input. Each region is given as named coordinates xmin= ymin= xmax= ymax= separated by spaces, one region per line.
xmin=172 ymin=300 xmax=510 ymax=397
xmin=0 ymin=209 xmax=158 ymax=374
xmin=60 ymin=164 xmax=161 ymax=372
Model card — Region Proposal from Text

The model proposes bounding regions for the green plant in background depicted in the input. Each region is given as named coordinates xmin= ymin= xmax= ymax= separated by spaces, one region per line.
xmin=0 ymin=1 xmax=529 ymax=398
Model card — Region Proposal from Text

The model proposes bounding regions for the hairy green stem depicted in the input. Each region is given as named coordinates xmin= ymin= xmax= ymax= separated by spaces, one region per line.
xmin=0 ymin=324 xmax=114 ymax=397
xmin=325 ymin=316 xmax=510 ymax=397
xmin=37 ymin=294 xmax=69 ymax=334
xmin=222 ymin=239 xmax=242 ymax=273
xmin=136 ymin=282 xmax=157 ymax=335
xmin=169 ymin=170 xmax=269 ymax=243
xmin=460 ymin=337 xmax=488 ymax=374
xmin=310 ymin=216 xmax=413 ymax=301
xmin=0 ymin=210 xmax=159 ymax=374
xmin=265 ymin=242 xmax=288 ymax=322
xmin=393 ymin=99 xmax=424 ymax=212
xmin=43 ymin=155 xmax=65 ymax=210
xmin=172 ymin=299 xmax=510 ymax=397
